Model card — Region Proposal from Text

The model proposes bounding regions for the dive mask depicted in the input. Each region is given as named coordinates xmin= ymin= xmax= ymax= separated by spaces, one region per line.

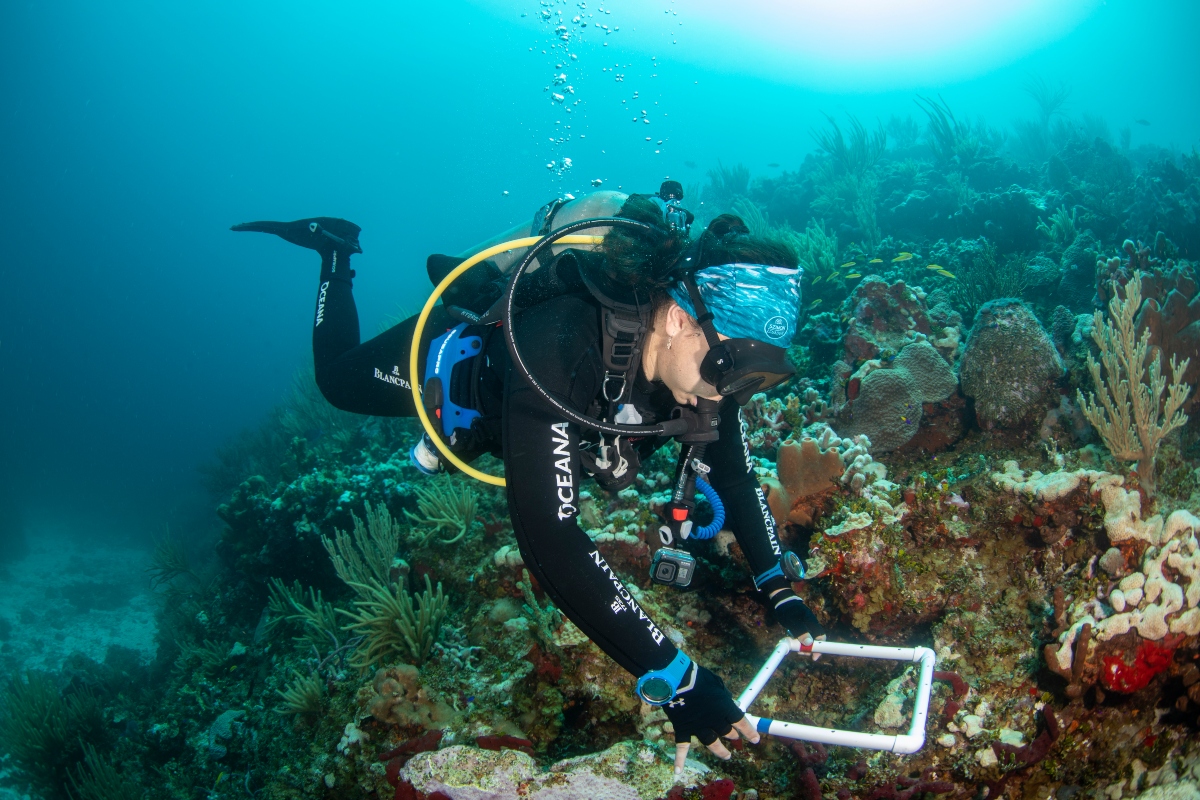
xmin=700 ymin=335 xmax=796 ymax=405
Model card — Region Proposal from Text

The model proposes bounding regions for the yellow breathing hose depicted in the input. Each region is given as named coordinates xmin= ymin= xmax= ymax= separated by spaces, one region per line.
xmin=409 ymin=234 xmax=605 ymax=487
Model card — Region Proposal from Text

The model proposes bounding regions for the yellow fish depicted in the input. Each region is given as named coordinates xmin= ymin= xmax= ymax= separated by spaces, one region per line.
xmin=926 ymin=264 xmax=943 ymax=270
xmin=937 ymin=269 xmax=956 ymax=279
xmin=845 ymin=273 xmax=862 ymax=279
xmin=840 ymin=261 xmax=856 ymax=268
xmin=812 ymin=275 xmax=823 ymax=284
xmin=869 ymin=258 xmax=883 ymax=263
xmin=808 ymin=299 xmax=823 ymax=307
xmin=892 ymin=252 xmax=913 ymax=262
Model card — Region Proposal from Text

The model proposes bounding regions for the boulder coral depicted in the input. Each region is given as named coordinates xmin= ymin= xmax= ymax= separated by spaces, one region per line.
xmin=960 ymin=299 xmax=1063 ymax=428
xmin=839 ymin=340 xmax=958 ymax=451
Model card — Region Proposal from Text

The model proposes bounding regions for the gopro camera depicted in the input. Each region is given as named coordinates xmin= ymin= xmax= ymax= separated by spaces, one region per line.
xmin=650 ymin=546 xmax=696 ymax=588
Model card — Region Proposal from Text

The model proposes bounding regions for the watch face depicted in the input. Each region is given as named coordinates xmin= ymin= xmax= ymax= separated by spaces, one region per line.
xmin=640 ymin=676 xmax=673 ymax=704
xmin=783 ymin=551 xmax=806 ymax=581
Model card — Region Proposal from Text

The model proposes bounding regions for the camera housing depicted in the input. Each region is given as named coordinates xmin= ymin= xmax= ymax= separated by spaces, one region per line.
xmin=650 ymin=546 xmax=696 ymax=588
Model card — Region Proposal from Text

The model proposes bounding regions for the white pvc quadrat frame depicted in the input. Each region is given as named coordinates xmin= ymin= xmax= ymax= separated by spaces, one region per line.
xmin=737 ymin=638 xmax=937 ymax=754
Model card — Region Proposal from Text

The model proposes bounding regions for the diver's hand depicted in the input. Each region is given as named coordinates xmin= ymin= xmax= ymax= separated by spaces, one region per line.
xmin=771 ymin=588 xmax=826 ymax=638
xmin=662 ymin=663 xmax=760 ymax=775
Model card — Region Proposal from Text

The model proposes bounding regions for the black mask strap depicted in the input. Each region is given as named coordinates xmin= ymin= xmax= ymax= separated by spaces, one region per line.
xmin=682 ymin=273 xmax=722 ymax=350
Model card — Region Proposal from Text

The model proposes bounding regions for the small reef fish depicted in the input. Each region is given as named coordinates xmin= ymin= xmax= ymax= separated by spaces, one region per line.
xmin=937 ymin=269 xmax=957 ymax=279
xmin=845 ymin=273 xmax=862 ymax=279
xmin=840 ymin=261 xmax=856 ymax=268
xmin=869 ymin=258 xmax=883 ymax=263
xmin=926 ymin=264 xmax=943 ymax=270
xmin=808 ymin=299 xmax=822 ymax=308
xmin=892 ymin=252 xmax=913 ymax=262
xmin=811 ymin=275 xmax=823 ymax=284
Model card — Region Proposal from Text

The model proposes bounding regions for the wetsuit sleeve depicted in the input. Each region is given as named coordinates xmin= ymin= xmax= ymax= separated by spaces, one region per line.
xmin=309 ymin=251 xmax=449 ymax=417
xmin=502 ymin=309 xmax=679 ymax=676
xmin=704 ymin=405 xmax=783 ymax=579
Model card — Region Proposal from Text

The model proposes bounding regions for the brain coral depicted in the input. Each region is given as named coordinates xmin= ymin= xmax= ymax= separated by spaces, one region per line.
xmin=959 ymin=299 xmax=1063 ymax=428
xmin=839 ymin=340 xmax=957 ymax=452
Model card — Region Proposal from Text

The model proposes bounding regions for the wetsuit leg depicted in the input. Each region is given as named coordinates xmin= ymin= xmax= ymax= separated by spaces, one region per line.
xmin=310 ymin=249 xmax=452 ymax=417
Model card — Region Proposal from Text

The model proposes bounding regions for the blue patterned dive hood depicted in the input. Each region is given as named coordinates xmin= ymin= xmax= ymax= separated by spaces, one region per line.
xmin=668 ymin=263 xmax=803 ymax=344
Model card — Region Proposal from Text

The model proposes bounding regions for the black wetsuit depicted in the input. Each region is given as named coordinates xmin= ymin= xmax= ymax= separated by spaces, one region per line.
xmin=310 ymin=249 xmax=786 ymax=677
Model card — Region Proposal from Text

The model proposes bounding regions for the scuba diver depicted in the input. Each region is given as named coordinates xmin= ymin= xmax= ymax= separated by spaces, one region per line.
xmin=232 ymin=182 xmax=826 ymax=773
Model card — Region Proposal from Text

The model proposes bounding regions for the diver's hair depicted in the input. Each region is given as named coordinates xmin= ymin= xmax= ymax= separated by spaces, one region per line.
xmin=599 ymin=194 xmax=689 ymax=294
xmin=601 ymin=200 xmax=799 ymax=330
xmin=648 ymin=214 xmax=800 ymax=328
xmin=694 ymin=214 xmax=800 ymax=271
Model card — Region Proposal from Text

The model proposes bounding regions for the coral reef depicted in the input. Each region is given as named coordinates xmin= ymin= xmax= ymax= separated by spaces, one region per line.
xmin=399 ymin=740 xmax=714 ymax=800
xmin=841 ymin=278 xmax=934 ymax=362
xmin=839 ymin=340 xmax=958 ymax=452
xmin=11 ymin=93 xmax=1200 ymax=800
xmin=1079 ymin=273 xmax=1191 ymax=496
xmin=341 ymin=574 xmax=450 ymax=668
xmin=960 ymin=299 xmax=1064 ymax=428
xmin=761 ymin=433 xmax=844 ymax=525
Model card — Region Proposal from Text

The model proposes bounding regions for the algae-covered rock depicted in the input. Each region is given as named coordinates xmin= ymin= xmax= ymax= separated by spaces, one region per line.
xmin=841 ymin=278 xmax=933 ymax=362
xmin=960 ymin=299 xmax=1063 ymax=428
xmin=400 ymin=741 xmax=714 ymax=800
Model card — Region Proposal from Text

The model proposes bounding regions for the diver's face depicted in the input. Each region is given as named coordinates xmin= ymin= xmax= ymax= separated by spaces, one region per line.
xmin=654 ymin=302 xmax=728 ymax=406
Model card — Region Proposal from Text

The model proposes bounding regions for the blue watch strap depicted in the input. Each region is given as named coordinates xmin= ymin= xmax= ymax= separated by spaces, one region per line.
xmin=753 ymin=564 xmax=785 ymax=589
xmin=635 ymin=650 xmax=692 ymax=706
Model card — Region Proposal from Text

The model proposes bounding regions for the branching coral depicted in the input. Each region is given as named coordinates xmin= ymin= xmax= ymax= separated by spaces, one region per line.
xmin=704 ymin=160 xmax=751 ymax=211
xmin=174 ymin=637 xmax=232 ymax=675
xmin=67 ymin=743 xmax=141 ymax=800
xmin=275 ymin=669 xmax=325 ymax=716
xmin=1037 ymin=205 xmax=1078 ymax=249
xmin=323 ymin=500 xmax=403 ymax=586
xmin=0 ymin=673 xmax=105 ymax=798
xmin=950 ymin=240 xmax=1031 ymax=321
xmin=146 ymin=530 xmax=197 ymax=589
xmin=1077 ymin=272 xmax=1191 ymax=496
xmin=340 ymin=574 xmax=449 ymax=668
xmin=404 ymin=479 xmax=478 ymax=545
xmin=266 ymin=577 xmax=343 ymax=653
xmin=916 ymin=95 xmax=981 ymax=165
xmin=812 ymin=114 xmax=887 ymax=179
xmin=793 ymin=218 xmax=840 ymax=281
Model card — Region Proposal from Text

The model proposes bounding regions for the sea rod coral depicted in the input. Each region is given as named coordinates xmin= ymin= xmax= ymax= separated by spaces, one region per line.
xmin=1077 ymin=271 xmax=1191 ymax=496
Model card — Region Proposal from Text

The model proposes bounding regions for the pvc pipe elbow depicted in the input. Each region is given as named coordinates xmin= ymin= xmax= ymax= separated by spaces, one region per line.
xmin=891 ymin=733 xmax=926 ymax=754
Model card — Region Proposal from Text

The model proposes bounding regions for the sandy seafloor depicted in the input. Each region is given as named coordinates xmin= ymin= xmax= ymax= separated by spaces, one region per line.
xmin=0 ymin=527 xmax=157 ymax=677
